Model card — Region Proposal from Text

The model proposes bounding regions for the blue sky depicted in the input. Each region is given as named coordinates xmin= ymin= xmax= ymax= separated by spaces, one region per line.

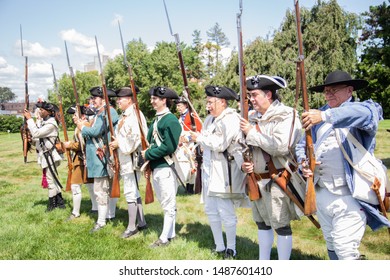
xmin=0 ymin=0 xmax=384 ymax=102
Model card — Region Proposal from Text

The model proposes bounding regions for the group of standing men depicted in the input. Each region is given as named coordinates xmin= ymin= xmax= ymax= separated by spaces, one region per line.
xmin=23 ymin=69 xmax=389 ymax=260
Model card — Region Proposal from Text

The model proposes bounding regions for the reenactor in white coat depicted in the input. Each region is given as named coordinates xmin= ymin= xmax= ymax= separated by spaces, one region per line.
xmin=190 ymin=85 xmax=249 ymax=259
xmin=109 ymin=87 xmax=148 ymax=238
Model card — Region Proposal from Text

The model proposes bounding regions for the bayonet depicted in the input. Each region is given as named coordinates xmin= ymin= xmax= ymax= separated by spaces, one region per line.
xmin=64 ymin=40 xmax=81 ymax=117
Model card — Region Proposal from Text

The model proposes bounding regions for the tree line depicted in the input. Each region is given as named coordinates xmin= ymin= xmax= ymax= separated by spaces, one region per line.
xmin=1 ymin=0 xmax=389 ymax=130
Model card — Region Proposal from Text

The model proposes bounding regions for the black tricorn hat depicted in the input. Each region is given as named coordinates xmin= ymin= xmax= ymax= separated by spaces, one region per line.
xmin=89 ymin=86 xmax=116 ymax=98
xmin=309 ymin=70 xmax=368 ymax=92
xmin=174 ymin=96 xmax=188 ymax=104
xmin=246 ymin=75 xmax=287 ymax=91
xmin=115 ymin=86 xmax=139 ymax=97
xmin=148 ymin=86 xmax=179 ymax=99
xmin=36 ymin=101 xmax=59 ymax=113
xmin=205 ymin=85 xmax=239 ymax=101
xmin=66 ymin=105 xmax=95 ymax=116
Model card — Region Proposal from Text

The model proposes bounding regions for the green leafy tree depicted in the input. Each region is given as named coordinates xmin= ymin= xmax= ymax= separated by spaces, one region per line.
xmin=356 ymin=0 xmax=390 ymax=118
xmin=217 ymin=0 xmax=360 ymax=111
xmin=104 ymin=39 xmax=206 ymax=121
xmin=206 ymin=22 xmax=230 ymax=76
xmin=48 ymin=71 xmax=100 ymax=128
xmin=0 ymin=87 xmax=16 ymax=103
xmin=191 ymin=30 xmax=206 ymax=80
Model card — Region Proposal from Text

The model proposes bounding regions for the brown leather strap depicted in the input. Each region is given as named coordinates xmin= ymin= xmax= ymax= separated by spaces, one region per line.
xmin=253 ymin=168 xmax=285 ymax=181
xmin=253 ymin=172 xmax=271 ymax=180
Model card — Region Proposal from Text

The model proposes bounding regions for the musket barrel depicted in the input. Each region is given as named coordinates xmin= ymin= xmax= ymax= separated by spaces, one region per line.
xmin=64 ymin=41 xmax=82 ymax=118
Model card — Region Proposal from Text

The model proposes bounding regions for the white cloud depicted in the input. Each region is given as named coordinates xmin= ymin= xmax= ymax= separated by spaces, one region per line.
xmin=60 ymin=29 xmax=105 ymax=55
xmin=110 ymin=48 xmax=122 ymax=58
xmin=29 ymin=62 xmax=52 ymax=77
xmin=0 ymin=57 xmax=19 ymax=77
xmin=0 ymin=56 xmax=8 ymax=68
xmin=16 ymin=40 xmax=61 ymax=58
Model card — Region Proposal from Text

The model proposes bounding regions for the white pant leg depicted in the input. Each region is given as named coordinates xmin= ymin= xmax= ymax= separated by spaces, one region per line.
xmin=94 ymin=177 xmax=110 ymax=226
xmin=123 ymin=172 xmax=141 ymax=203
xmin=205 ymin=195 xmax=225 ymax=252
xmin=218 ymin=198 xmax=237 ymax=252
xmin=71 ymin=184 xmax=82 ymax=217
xmin=107 ymin=198 xmax=118 ymax=219
xmin=45 ymin=164 xmax=61 ymax=197
xmin=86 ymin=183 xmax=98 ymax=211
xmin=316 ymin=187 xmax=366 ymax=260
xmin=94 ymin=177 xmax=110 ymax=206
xmin=152 ymin=167 xmax=178 ymax=242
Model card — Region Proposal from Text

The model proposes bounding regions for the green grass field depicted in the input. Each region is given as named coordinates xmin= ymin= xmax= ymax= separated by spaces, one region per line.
xmin=0 ymin=121 xmax=389 ymax=260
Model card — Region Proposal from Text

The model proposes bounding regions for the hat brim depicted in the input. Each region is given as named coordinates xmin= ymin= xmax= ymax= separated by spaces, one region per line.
xmin=309 ymin=79 xmax=368 ymax=92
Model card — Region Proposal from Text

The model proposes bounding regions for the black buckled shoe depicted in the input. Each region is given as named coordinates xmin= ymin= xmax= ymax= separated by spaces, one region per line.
xmin=223 ymin=248 xmax=237 ymax=260
xmin=137 ymin=224 xmax=148 ymax=231
xmin=167 ymin=236 xmax=176 ymax=242
xmin=121 ymin=228 xmax=139 ymax=239
xmin=55 ymin=193 xmax=66 ymax=209
xmin=45 ymin=196 xmax=57 ymax=212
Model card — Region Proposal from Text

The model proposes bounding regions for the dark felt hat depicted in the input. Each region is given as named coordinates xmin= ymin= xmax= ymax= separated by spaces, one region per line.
xmin=148 ymin=86 xmax=179 ymax=99
xmin=246 ymin=75 xmax=287 ymax=91
xmin=309 ymin=70 xmax=368 ymax=92
xmin=89 ymin=86 xmax=116 ymax=98
xmin=205 ymin=85 xmax=239 ymax=101
xmin=66 ymin=105 xmax=95 ymax=116
xmin=174 ymin=96 xmax=188 ymax=104
xmin=36 ymin=101 xmax=59 ymax=113
xmin=115 ymin=86 xmax=140 ymax=97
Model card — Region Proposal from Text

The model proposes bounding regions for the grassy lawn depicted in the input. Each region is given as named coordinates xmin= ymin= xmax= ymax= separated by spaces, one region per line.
xmin=0 ymin=121 xmax=389 ymax=260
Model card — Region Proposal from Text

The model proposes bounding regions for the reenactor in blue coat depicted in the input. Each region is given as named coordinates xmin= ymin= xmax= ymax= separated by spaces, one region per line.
xmin=75 ymin=86 xmax=118 ymax=233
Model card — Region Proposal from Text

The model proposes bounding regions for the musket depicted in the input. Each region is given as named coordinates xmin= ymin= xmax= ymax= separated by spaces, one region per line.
xmin=237 ymin=1 xmax=261 ymax=201
xmin=163 ymin=0 xmax=203 ymax=194
xmin=64 ymin=41 xmax=88 ymax=182
xmin=118 ymin=21 xmax=154 ymax=204
xmin=95 ymin=36 xmax=121 ymax=198
xmin=52 ymin=63 xmax=72 ymax=192
xmin=237 ymin=0 xmax=249 ymax=119
xmin=20 ymin=24 xmax=30 ymax=164
xmin=64 ymin=41 xmax=82 ymax=118
xmin=294 ymin=0 xmax=316 ymax=215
